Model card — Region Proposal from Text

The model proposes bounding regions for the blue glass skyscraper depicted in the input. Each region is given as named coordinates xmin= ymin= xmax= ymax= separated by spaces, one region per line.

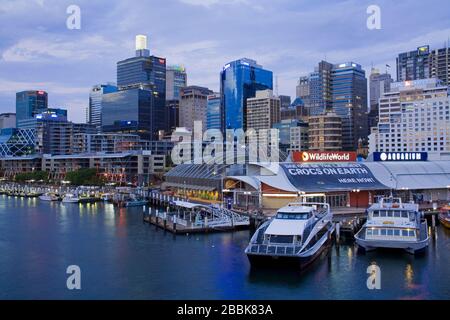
xmin=220 ymin=58 xmax=273 ymax=132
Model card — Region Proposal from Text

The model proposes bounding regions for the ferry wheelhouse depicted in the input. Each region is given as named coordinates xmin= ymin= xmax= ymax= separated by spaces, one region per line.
xmin=355 ymin=197 xmax=429 ymax=254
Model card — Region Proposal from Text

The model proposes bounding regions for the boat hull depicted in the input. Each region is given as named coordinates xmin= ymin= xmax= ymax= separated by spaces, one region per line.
xmin=246 ymin=230 xmax=333 ymax=270
xmin=355 ymin=235 xmax=429 ymax=254
xmin=247 ymin=237 xmax=332 ymax=270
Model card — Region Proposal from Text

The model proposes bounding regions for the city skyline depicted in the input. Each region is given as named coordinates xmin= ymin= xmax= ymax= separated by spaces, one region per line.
xmin=0 ymin=0 xmax=449 ymax=122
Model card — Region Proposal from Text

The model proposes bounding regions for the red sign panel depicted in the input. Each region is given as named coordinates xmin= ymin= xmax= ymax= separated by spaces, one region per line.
xmin=292 ymin=151 xmax=357 ymax=163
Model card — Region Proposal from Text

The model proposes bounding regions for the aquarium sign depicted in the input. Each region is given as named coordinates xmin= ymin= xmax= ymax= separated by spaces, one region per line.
xmin=373 ymin=152 xmax=428 ymax=162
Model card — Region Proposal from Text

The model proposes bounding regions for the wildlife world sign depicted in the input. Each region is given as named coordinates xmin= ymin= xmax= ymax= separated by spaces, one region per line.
xmin=280 ymin=163 xmax=388 ymax=192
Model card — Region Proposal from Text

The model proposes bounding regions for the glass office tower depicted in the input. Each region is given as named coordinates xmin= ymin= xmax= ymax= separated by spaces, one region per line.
xmin=111 ymin=35 xmax=167 ymax=138
xmin=16 ymin=90 xmax=48 ymax=127
xmin=89 ymin=84 xmax=118 ymax=129
xmin=101 ymin=89 xmax=165 ymax=141
xmin=206 ymin=93 xmax=221 ymax=130
xmin=331 ymin=62 xmax=368 ymax=150
xmin=220 ymin=58 xmax=273 ymax=131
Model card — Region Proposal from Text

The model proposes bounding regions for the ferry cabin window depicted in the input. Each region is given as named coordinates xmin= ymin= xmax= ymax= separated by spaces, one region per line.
xmin=372 ymin=211 xmax=380 ymax=217
xmin=380 ymin=229 xmax=387 ymax=236
xmin=394 ymin=211 xmax=401 ymax=218
xmin=409 ymin=230 xmax=415 ymax=237
xmin=394 ymin=229 xmax=400 ymax=236
xmin=387 ymin=229 xmax=394 ymax=236
xmin=276 ymin=212 xmax=310 ymax=220
xmin=402 ymin=230 xmax=409 ymax=237
xmin=401 ymin=211 xmax=408 ymax=218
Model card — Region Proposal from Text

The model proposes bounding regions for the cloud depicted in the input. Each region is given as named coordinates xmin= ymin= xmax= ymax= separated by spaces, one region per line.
xmin=1 ymin=34 xmax=119 ymax=62
xmin=179 ymin=0 xmax=248 ymax=8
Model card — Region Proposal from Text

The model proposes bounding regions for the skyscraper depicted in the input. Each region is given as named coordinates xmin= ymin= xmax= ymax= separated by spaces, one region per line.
xmin=117 ymin=35 xmax=166 ymax=94
xmin=88 ymin=83 xmax=118 ymax=129
xmin=368 ymin=68 xmax=393 ymax=130
xmin=166 ymin=65 xmax=187 ymax=100
xmin=331 ymin=62 xmax=368 ymax=150
xmin=105 ymin=35 xmax=166 ymax=140
xmin=179 ymin=86 xmax=213 ymax=132
xmin=220 ymin=58 xmax=273 ymax=132
xmin=206 ymin=93 xmax=221 ymax=131
xmin=309 ymin=61 xmax=333 ymax=116
xmin=430 ymin=46 xmax=450 ymax=85
xmin=396 ymin=45 xmax=431 ymax=82
xmin=16 ymin=90 xmax=48 ymax=127
xmin=246 ymin=89 xmax=280 ymax=131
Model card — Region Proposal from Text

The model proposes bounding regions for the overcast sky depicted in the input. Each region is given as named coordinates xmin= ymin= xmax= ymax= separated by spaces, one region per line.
xmin=0 ymin=0 xmax=449 ymax=122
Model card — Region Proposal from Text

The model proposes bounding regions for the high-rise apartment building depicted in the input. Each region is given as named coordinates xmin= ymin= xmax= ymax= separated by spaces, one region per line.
xmin=396 ymin=45 xmax=431 ymax=82
xmin=179 ymin=86 xmax=213 ymax=132
xmin=397 ymin=45 xmax=450 ymax=86
xmin=246 ymin=89 xmax=281 ymax=131
xmin=430 ymin=46 xmax=450 ymax=85
xmin=220 ymin=58 xmax=273 ymax=132
xmin=369 ymin=78 xmax=450 ymax=156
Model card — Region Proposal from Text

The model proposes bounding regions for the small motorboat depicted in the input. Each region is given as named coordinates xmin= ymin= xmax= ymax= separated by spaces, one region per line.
xmin=39 ymin=193 xmax=60 ymax=201
xmin=62 ymin=193 xmax=80 ymax=203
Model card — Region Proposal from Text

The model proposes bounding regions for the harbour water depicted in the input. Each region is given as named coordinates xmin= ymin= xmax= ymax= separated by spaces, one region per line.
xmin=0 ymin=195 xmax=449 ymax=300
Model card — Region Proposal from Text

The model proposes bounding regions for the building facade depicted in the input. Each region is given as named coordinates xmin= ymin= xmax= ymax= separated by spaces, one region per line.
xmin=369 ymin=78 xmax=450 ymax=156
xmin=88 ymin=84 xmax=118 ymax=129
xmin=206 ymin=93 xmax=221 ymax=131
xmin=16 ymin=90 xmax=48 ymax=127
xmin=72 ymin=133 xmax=152 ymax=154
xmin=430 ymin=46 xmax=450 ymax=85
xmin=369 ymin=69 xmax=393 ymax=130
xmin=246 ymin=89 xmax=280 ymax=131
xmin=309 ymin=61 xmax=333 ymax=116
xmin=0 ymin=151 xmax=166 ymax=184
xmin=396 ymin=45 xmax=431 ymax=82
xmin=220 ymin=58 xmax=273 ymax=132
xmin=166 ymin=65 xmax=187 ymax=100
xmin=308 ymin=112 xmax=342 ymax=151
xmin=101 ymin=88 xmax=165 ymax=140
xmin=331 ymin=62 xmax=368 ymax=150
xmin=0 ymin=113 xmax=16 ymax=129
xmin=179 ymin=86 xmax=213 ymax=132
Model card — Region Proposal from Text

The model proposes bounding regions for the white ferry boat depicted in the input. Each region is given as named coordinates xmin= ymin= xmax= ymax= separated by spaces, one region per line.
xmin=245 ymin=201 xmax=334 ymax=268
xmin=355 ymin=197 xmax=429 ymax=254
